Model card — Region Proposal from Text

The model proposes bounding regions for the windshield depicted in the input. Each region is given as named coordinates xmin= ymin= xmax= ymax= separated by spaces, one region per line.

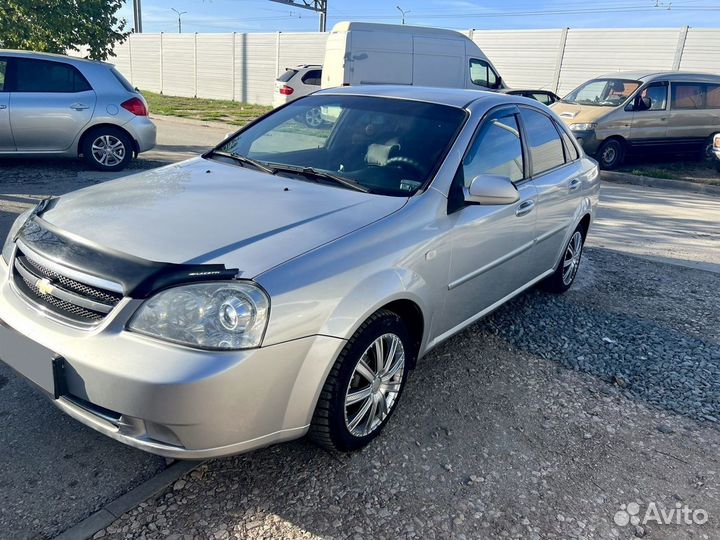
xmin=214 ymin=95 xmax=467 ymax=196
xmin=562 ymin=78 xmax=641 ymax=107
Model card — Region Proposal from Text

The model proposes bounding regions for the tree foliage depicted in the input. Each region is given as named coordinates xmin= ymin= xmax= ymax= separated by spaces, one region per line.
xmin=0 ymin=0 xmax=128 ymax=60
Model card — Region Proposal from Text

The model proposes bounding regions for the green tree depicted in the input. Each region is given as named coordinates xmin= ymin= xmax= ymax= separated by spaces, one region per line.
xmin=0 ymin=0 xmax=128 ymax=60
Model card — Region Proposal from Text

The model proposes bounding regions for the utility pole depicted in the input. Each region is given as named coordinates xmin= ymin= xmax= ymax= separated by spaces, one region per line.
xmin=396 ymin=5 xmax=410 ymax=25
xmin=133 ymin=0 xmax=143 ymax=32
xmin=171 ymin=8 xmax=188 ymax=33
xmin=268 ymin=0 xmax=327 ymax=32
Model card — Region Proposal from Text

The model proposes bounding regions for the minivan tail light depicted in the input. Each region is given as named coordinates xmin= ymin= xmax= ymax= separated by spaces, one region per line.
xmin=121 ymin=97 xmax=148 ymax=116
xmin=279 ymin=85 xmax=294 ymax=96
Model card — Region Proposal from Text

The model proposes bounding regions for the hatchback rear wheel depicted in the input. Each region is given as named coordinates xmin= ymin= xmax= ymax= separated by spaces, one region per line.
xmin=82 ymin=127 xmax=133 ymax=171
xmin=309 ymin=309 xmax=410 ymax=452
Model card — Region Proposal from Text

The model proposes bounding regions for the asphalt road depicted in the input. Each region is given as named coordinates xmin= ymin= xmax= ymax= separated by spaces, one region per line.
xmin=0 ymin=115 xmax=718 ymax=539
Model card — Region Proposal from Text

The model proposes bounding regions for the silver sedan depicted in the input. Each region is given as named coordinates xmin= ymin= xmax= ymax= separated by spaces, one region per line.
xmin=0 ymin=86 xmax=599 ymax=458
xmin=0 ymin=50 xmax=156 ymax=171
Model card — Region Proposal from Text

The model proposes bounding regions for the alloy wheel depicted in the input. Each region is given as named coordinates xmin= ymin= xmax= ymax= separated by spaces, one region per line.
xmin=344 ymin=333 xmax=405 ymax=438
xmin=304 ymin=107 xmax=323 ymax=128
xmin=562 ymin=231 xmax=583 ymax=285
xmin=91 ymin=135 xmax=126 ymax=167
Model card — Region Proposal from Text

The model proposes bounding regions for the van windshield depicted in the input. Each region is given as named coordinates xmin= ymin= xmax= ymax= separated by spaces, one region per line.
xmin=212 ymin=95 xmax=467 ymax=196
xmin=562 ymin=78 xmax=641 ymax=107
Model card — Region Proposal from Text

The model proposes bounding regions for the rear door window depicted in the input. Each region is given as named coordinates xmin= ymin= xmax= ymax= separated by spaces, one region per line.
xmin=301 ymin=69 xmax=322 ymax=86
xmin=671 ymin=83 xmax=705 ymax=110
xmin=110 ymin=66 xmax=135 ymax=92
xmin=706 ymin=84 xmax=720 ymax=109
xmin=520 ymin=108 xmax=566 ymax=175
xmin=14 ymin=58 xmax=91 ymax=92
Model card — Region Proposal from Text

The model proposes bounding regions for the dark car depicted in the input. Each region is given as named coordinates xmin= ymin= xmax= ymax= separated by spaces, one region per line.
xmin=502 ymin=89 xmax=560 ymax=106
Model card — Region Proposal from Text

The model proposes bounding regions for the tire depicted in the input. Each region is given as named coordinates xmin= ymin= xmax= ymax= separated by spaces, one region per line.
xmin=81 ymin=127 xmax=133 ymax=171
xmin=541 ymin=224 xmax=586 ymax=294
xmin=309 ymin=309 xmax=411 ymax=452
xmin=303 ymin=106 xmax=323 ymax=128
xmin=597 ymin=139 xmax=624 ymax=170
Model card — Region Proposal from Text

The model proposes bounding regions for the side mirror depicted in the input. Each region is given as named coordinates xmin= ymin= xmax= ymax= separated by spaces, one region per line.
xmin=493 ymin=76 xmax=503 ymax=90
xmin=464 ymin=174 xmax=520 ymax=205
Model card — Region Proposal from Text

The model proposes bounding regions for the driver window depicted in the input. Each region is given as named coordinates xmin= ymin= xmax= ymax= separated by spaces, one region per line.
xmin=469 ymin=59 xmax=498 ymax=89
xmin=462 ymin=113 xmax=524 ymax=185
xmin=636 ymin=83 xmax=668 ymax=111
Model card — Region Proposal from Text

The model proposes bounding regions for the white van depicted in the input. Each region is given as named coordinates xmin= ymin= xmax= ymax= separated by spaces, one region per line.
xmin=322 ymin=22 xmax=506 ymax=91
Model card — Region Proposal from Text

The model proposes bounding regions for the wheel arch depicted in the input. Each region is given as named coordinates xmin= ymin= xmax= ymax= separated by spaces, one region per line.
xmin=77 ymin=123 xmax=139 ymax=157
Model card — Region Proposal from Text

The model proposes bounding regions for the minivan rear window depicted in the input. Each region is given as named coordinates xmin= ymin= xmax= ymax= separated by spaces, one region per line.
xmin=277 ymin=69 xmax=298 ymax=83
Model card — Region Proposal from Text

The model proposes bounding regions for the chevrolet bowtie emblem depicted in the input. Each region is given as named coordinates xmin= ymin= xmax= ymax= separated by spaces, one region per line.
xmin=36 ymin=278 xmax=55 ymax=296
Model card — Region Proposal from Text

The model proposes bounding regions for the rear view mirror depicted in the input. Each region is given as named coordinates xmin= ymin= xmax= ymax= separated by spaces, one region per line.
xmin=464 ymin=174 xmax=519 ymax=205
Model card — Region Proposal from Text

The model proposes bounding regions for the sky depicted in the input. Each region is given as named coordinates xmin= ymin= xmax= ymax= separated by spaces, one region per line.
xmin=117 ymin=0 xmax=720 ymax=34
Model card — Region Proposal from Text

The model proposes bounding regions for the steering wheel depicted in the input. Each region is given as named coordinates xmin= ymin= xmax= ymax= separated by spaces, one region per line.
xmin=385 ymin=156 xmax=424 ymax=177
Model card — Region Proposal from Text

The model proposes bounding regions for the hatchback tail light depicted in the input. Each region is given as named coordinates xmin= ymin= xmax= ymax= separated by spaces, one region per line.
xmin=279 ymin=85 xmax=294 ymax=96
xmin=121 ymin=97 xmax=148 ymax=116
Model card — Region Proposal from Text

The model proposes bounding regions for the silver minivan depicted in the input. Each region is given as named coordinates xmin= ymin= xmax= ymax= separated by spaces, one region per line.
xmin=552 ymin=71 xmax=720 ymax=169
xmin=0 ymin=50 xmax=156 ymax=171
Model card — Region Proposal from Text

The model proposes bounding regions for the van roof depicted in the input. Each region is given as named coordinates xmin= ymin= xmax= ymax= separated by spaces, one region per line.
xmin=330 ymin=21 xmax=470 ymax=40
xmin=316 ymin=84 xmax=508 ymax=108
xmin=597 ymin=70 xmax=720 ymax=83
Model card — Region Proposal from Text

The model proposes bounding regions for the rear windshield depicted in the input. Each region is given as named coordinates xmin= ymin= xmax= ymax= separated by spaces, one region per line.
xmin=277 ymin=69 xmax=298 ymax=83
xmin=110 ymin=67 xmax=136 ymax=93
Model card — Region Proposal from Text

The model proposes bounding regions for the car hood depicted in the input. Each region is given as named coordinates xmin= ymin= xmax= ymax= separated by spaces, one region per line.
xmin=551 ymin=102 xmax=611 ymax=125
xmin=42 ymin=158 xmax=407 ymax=277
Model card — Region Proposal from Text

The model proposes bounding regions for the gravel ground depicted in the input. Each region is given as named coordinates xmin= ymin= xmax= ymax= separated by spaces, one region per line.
xmin=95 ymin=245 xmax=720 ymax=540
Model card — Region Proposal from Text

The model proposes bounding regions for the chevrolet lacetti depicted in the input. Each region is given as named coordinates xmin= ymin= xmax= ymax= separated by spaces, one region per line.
xmin=0 ymin=87 xmax=599 ymax=458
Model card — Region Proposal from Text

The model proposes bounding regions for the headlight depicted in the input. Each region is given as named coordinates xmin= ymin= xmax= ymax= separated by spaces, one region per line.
xmin=2 ymin=209 xmax=33 ymax=265
xmin=128 ymin=282 xmax=270 ymax=350
xmin=570 ymin=123 xmax=597 ymax=131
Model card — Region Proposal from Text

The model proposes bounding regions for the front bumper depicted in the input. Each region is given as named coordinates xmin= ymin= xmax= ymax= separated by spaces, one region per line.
xmin=124 ymin=116 xmax=157 ymax=153
xmin=571 ymin=129 xmax=600 ymax=155
xmin=0 ymin=257 xmax=345 ymax=459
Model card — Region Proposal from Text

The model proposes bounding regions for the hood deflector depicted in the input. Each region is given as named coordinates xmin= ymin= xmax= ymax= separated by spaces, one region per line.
xmin=17 ymin=216 xmax=240 ymax=299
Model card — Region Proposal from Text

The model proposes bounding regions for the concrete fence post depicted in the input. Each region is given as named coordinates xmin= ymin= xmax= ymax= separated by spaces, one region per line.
xmin=194 ymin=32 xmax=198 ymax=97
xmin=673 ymin=25 xmax=689 ymax=71
xmin=232 ymin=32 xmax=237 ymax=102
xmin=552 ymin=27 xmax=569 ymax=94
xmin=159 ymin=32 xmax=164 ymax=94
xmin=276 ymin=31 xmax=281 ymax=77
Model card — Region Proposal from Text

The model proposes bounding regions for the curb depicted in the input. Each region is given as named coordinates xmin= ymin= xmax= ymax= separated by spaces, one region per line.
xmin=601 ymin=170 xmax=720 ymax=196
xmin=54 ymin=459 xmax=204 ymax=540
xmin=150 ymin=114 xmax=237 ymax=131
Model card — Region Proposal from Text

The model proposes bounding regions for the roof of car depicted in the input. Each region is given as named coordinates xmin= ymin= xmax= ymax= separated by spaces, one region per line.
xmin=0 ymin=49 xmax=105 ymax=66
xmin=315 ymin=85 xmax=513 ymax=108
xmin=597 ymin=70 xmax=720 ymax=82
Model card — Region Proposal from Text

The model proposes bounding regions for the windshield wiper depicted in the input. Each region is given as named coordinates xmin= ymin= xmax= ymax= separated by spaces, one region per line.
xmin=209 ymin=150 xmax=276 ymax=175
xmin=271 ymin=164 xmax=370 ymax=193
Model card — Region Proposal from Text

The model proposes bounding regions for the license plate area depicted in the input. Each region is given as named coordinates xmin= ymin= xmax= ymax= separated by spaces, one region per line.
xmin=0 ymin=318 xmax=65 ymax=398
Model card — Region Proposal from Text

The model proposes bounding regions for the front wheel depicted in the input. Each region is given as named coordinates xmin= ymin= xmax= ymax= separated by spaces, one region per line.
xmin=541 ymin=226 xmax=585 ymax=294
xmin=597 ymin=139 xmax=624 ymax=170
xmin=309 ymin=310 xmax=410 ymax=452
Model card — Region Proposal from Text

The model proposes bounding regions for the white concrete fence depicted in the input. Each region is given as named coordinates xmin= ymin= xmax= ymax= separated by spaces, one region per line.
xmin=107 ymin=27 xmax=720 ymax=106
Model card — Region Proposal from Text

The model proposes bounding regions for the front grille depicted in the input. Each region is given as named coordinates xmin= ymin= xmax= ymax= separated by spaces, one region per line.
xmin=12 ymin=248 xmax=123 ymax=325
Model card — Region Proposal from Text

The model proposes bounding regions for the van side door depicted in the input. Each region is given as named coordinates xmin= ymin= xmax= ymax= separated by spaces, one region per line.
xmin=668 ymin=81 xmax=720 ymax=151
xmin=0 ymin=57 xmax=14 ymax=151
xmin=628 ymin=81 xmax=669 ymax=148
xmin=9 ymin=58 xmax=96 ymax=152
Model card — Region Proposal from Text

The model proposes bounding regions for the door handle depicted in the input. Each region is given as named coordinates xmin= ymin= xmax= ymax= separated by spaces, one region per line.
xmin=569 ymin=178 xmax=582 ymax=191
xmin=515 ymin=199 xmax=535 ymax=217
xmin=70 ymin=103 xmax=89 ymax=111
